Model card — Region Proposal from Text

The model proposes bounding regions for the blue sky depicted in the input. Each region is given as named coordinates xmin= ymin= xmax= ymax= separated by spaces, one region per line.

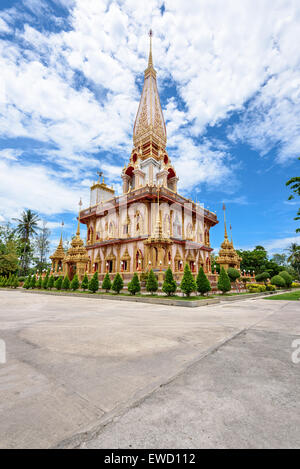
xmin=0 ymin=0 xmax=299 ymax=256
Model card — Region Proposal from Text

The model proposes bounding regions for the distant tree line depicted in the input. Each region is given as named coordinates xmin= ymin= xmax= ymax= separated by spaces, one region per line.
xmin=211 ymin=244 xmax=300 ymax=280
xmin=0 ymin=209 xmax=52 ymax=277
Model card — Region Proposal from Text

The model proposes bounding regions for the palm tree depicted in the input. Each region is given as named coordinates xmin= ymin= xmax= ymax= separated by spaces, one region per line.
xmin=13 ymin=210 xmax=40 ymax=274
xmin=286 ymin=243 xmax=300 ymax=277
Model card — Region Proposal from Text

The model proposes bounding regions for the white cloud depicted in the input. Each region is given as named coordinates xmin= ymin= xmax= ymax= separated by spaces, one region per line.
xmin=237 ymin=236 xmax=300 ymax=254
xmin=0 ymin=17 xmax=11 ymax=33
xmin=0 ymin=0 xmax=299 ymax=226
xmin=0 ymin=159 xmax=90 ymax=220
xmin=264 ymin=236 xmax=300 ymax=253
xmin=0 ymin=148 xmax=23 ymax=160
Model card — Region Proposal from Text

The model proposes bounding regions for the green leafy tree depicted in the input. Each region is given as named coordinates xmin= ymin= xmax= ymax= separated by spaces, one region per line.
xmin=236 ymin=246 xmax=281 ymax=277
xmin=162 ymin=267 xmax=177 ymax=296
xmin=62 ymin=275 xmax=70 ymax=290
xmin=112 ymin=273 xmax=124 ymax=294
xmin=196 ymin=267 xmax=211 ymax=296
xmin=70 ymin=274 xmax=80 ymax=291
xmin=128 ymin=273 xmax=141 ymax=295
xmin=102 ymin=273 xmax=111 ymax=293
xmin=279 ymin=270 xmax=292 ymax=288
xmin=48 ymin=275 xmax=54 ymax=290
xmin=88 ymin=272 xmax=99 ymax=293
xmin=217 ymin=267 xmax=231 ymax=294
xmin=180 ymin=264 xmax=196 ymax=297
xmin=54 ymin=276 xmax=63 ymax=290
xmin=146 ymin=269 xmax=158 ymax=294
xmin=13 ymin=209 xmax=40 ymax=275
xmin=42 ymin=272 xmax=49 ymax=289
xmin=81 ymin=273 xmax=89 ymax=291
xmin=271 ymin=254 xmax=287 ymax=266
xmin=271 ymin=275 xmax=286 ymax=288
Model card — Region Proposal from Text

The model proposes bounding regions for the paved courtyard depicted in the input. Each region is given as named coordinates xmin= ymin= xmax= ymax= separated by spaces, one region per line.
xmin=0 ymin=290 xmax=299 ymax=449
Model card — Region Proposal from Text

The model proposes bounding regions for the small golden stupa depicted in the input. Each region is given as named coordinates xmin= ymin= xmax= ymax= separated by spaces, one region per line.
xmin=216 ymin=204 xmax=242 ymax=270
xmin=50 ymin=223 xmax=65 ymax=273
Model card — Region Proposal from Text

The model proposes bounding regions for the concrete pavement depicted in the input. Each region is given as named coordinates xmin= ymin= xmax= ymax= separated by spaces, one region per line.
xmin=0 ymin=290 xmax=299 ymax=448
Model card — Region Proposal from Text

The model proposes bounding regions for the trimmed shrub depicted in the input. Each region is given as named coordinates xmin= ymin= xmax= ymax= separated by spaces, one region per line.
xmin=196 ymin=267 xmax=211 ymax=296
xmin=112 ymin=273 xmax=124 ymax=294
xmin=255 ymin=272 xmax=269 ymax=284
xmin=48 ymin=275 xmax=55 ymax=290
xmin=30 ymin=275 xmax=36 ymax=289
xmin=279 ymin=271 xmax=293 ymax=288
xmin=102 ymin=273 xmax=111 ymax=293
xmin=62 ymin=275 xmax=70 ymax=290
xmin=81 ymin=273 xmax=89 ymax=291
xmin=128 ymin=273 xmax=141 ymax=295
xmin=36 ymin=276 xmax=43 ymax=289
xmin=266 ymin=284 xmax=276 ymax=291
xmin=162 ymin=267 xmax=177 ymax=296
xmin=42 ymin=273 xmax=49 ymax=290
xmin=146 ymin=269 xmax=158 ymax=294
xmin=180 ymin=264 xmax=196 ymax=297
xmin=70 ymin=274 xmax=80 ymax=291
xmin=12 ymin=275 xmax=19 ymax=289
xmin=292 ymin=282 xmax=300 ymax=288
xmin=227 ymin=267 xmax=241 ymax=282
xmin=271 ymin=275 xmax=286 ymax=288
xmin=247 ymin=283 xmax=267 ymax=293
xmin=88 ymin=272 xmax=99 ymax=293
xmin=217 ymin=267 xmax=231 ymax=294
xmin=54 ymin=276 xmax=63 ymax=290
xmin=23 ymin=275 xmax=31 ymax=289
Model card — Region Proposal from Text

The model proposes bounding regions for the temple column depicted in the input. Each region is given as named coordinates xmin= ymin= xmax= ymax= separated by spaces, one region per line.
xmin=116 ymin=245 xmax=121 ymax=273
xmin=122 ymin=174 xmax=130 ymax=193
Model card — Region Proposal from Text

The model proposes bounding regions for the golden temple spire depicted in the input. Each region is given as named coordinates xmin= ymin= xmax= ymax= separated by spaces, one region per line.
xmin=148 ymin=29 xmax=153 ymax=69
xmin=133 ymin=31 xmax=167 ymax=149
xmin=76 ymin=198 xmax=82 ymax=236
xmin=230 ymin=224 xmax=233 ymax=244
xmin=58 ymin=221 xmax=64 ymax=246
xmin=222 ymin=203 xmax=228 ymax=239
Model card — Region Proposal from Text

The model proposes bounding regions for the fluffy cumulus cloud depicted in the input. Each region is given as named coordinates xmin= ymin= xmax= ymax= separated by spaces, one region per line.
xmin=0 ymin=0 xmax=299 ymax=223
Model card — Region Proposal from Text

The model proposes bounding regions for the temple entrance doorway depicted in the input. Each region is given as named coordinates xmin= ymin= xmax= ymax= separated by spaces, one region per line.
xmin=68 ymin=263 xmax=76 ymax=281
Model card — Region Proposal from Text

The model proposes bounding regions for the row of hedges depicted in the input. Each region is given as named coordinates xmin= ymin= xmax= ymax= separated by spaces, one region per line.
xmin=20 ymin=266 xmax=215 ymax=297
xmin=0 ymin=274 xmax=19 ymax=288
xmin=247 ymin=283 xmax=276 ymax=293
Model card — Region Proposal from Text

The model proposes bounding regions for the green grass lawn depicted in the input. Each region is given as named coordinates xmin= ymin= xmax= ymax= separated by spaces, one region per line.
xmin=264 ymin=290 xmax=300 ymax=301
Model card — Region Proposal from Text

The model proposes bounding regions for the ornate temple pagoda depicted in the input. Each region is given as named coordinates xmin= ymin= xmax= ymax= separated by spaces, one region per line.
xmin=51 ymin=32 xmax=219 ymax=281
xmin=216 ymin=204 xmax=242 ymax=270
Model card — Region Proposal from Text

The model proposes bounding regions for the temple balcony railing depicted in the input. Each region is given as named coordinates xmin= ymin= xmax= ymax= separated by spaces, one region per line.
xmin=80 ymin=185 xmax=218 ymax=224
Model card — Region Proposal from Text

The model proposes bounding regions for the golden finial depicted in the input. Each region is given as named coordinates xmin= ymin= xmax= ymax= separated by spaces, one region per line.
xmin=59 ymin=220 xmax=64 ymax=246
xmin=148 ymin=29 xmax=153 ymax=68
xmin=230 ymin=224 xmax=233 ymax=244
xmin=222 ymin=203 xmax=228 ymax=239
